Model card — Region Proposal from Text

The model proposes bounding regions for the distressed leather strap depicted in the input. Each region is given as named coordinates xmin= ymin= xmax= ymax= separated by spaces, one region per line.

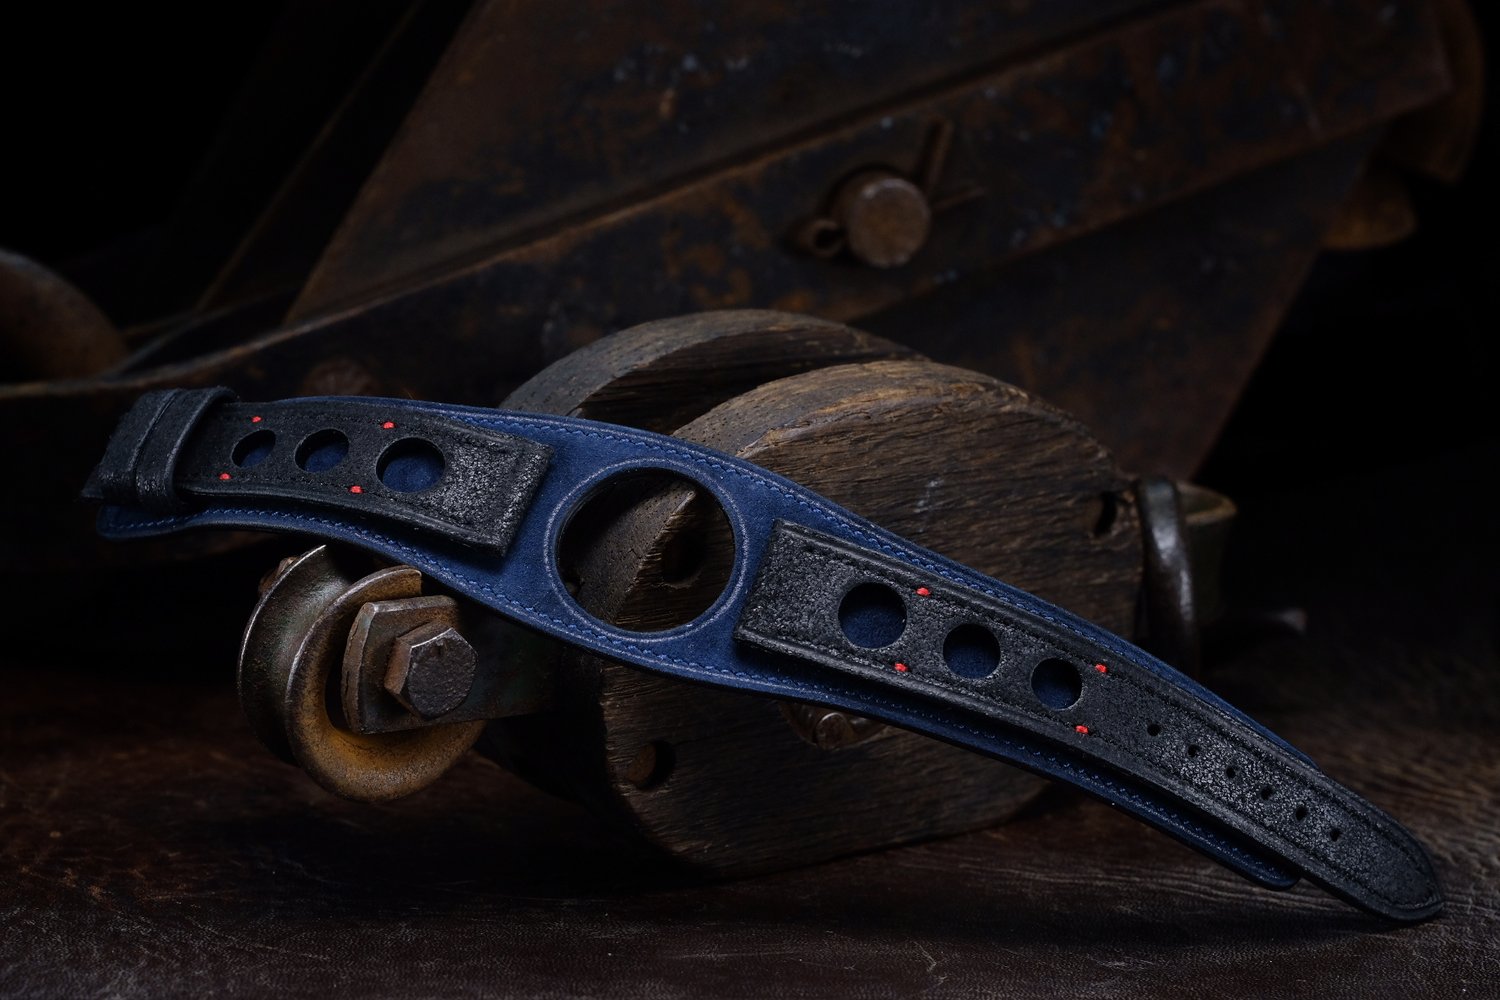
xmin=85 ymin=389 xmax=1442 ymax=922
xmin=85 ymin=390 xmax=551 ymax=552
xmin=737 ymin=522 xmax=1439 ymax=921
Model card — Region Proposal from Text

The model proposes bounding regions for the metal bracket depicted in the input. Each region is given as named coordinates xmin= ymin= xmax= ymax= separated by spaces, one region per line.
xmin=342 ymin=594 xmax=556 ymax=735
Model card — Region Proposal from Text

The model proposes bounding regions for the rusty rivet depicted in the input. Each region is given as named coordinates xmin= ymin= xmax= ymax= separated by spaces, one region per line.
xmin=624 ymin=740 xmax=675 ymax=791
xmin=833 ymin=170 xmax=932 ymax=269
xmin=781 ymin=703 xmax=886 ymax=750
xmin=812 ymin=710 xmax=861 ymax=749
xmin=384 ymin=621 xmax=477 ymax=719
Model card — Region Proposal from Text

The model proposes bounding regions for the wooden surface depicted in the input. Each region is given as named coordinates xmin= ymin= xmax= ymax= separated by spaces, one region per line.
xmin=0 ymin=442 xmax=1495 ymax=997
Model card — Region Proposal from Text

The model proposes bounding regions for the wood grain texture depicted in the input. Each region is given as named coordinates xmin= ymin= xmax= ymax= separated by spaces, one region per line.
xmin=501 ymin=308 xmax=917 ymax=431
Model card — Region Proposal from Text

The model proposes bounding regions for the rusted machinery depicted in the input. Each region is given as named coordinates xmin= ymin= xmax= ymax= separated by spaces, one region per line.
xmin=0 ymin=0 xmax=1480 ymax=584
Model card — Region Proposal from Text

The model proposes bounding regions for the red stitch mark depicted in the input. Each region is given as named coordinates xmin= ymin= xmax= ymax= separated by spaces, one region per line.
xmin=915 ymin=587 xmax=931 ymax=597
xmin=349 ymin=485 xmax=363 ymax=494
xmin=218 ymin=472 xmax=231 ymax=481
xmin=1095 ymin=663 xmax=1108 ymax=674
xmin=250 ymin=415 xmax=263 ymax=423
xmin=893 ymin=662 xmax=909 ymax=673
xmin=1075 ymin=725 xmax=1090 ymax=735
xmin=381 ymin=421 xmax=395 ymax=429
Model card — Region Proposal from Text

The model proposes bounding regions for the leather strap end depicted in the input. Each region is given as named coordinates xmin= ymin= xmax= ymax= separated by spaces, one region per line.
xmin=82 ymin=387 xmax=237 ymax=512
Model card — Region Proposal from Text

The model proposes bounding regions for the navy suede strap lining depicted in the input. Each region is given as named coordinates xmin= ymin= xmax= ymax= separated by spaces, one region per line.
xmin=85 ymin=389 xmax=1442 ymax=922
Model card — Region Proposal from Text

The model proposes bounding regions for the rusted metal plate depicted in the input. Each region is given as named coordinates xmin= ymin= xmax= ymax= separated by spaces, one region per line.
xmin=290 ymin=0 xmax=1159 ymax=316
xmin=294 ymin=0 xmax=1447 ymax=319
xmin=271 ymin=1 xmax=1445 ymax=381
xmin=859 ymin=133 xmax=1384 ymax=475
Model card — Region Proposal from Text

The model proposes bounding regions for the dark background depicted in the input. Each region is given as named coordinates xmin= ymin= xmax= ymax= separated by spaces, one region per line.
xmin=2 ymin=3 xmax=1493 ymax=496
xmin=1 ymin=5 xmax=1496 ymax=997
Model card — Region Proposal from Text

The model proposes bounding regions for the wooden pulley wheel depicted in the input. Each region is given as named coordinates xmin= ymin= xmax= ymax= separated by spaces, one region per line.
xmin=487 ymin=309 xmax=1143 ymax=875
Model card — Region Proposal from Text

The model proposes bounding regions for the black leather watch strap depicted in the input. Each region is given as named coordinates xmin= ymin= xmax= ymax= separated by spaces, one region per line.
xmin=85 ymin=394 xmax=552 ymax=552
xmin=84 ymin=389 xmax=1442 ymax=922
xmin=87 ymin=386 xmax=236 ymax=513
xmin=737 ymin=521 xmax=1439 ymax=920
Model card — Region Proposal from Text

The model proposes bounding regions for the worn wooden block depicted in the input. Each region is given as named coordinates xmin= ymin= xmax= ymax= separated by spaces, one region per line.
xmin=492 ymin=312 xmax=1141 ymax=873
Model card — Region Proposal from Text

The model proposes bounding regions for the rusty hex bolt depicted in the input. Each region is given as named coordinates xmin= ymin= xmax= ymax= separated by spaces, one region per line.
xmin=383 ymin=621 xmax=477 ymax=720
xmin=832 ymin=170 xmax=932 ymax=269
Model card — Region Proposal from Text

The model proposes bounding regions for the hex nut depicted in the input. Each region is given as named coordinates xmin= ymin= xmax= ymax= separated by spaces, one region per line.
xmin=384 ymin=622 xmax=477 ymax=719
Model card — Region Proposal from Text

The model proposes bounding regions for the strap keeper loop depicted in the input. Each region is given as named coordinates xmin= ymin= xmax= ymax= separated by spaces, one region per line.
xmin=82 ymin=387 xmax=237 ymax=513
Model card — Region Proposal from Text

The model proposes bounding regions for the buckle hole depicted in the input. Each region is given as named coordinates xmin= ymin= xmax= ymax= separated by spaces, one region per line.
xmin=377 ymin=438 xmax=445 ymax=493
xmin=1031 ymin=659 xmax=1082 ymax=710
xmin=295 ymin=429 xmax=350 ymax=473
xmin=232 ymin=429 xmax=276 ymax=469
xmin=942 ymin=624 xmax=1000 ymax=678
xmin=838 ymin=583 xmax=907 ymax=649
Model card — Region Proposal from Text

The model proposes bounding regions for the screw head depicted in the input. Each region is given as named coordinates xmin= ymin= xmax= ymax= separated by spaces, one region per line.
xmin=384 ymin=622 xmax=476 ymax=719
xmin=812 ymin=710 xmax=860 ymax=749
xmin=833 ymin=171 xmax=932 ymax=268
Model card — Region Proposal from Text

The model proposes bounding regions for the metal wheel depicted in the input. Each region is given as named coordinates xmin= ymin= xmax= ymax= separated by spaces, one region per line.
xmin=238 ymin=545 xmax=486 ymax=801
